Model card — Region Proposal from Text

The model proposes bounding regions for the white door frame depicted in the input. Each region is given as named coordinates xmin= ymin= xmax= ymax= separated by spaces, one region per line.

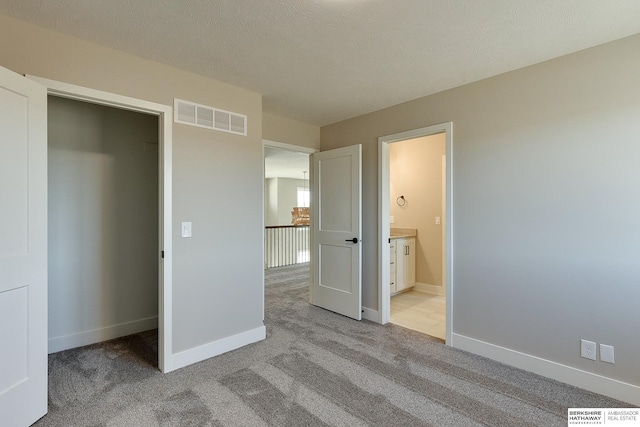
xmin=378 ymin=122 xmax=453 ymax=344
xmin=26 ymin=76 xmax=174 ymax=372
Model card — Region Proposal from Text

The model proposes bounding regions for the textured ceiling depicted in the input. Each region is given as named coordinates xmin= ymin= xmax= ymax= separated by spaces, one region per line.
xmin=1 ymin=1 xmax=640 ymax=126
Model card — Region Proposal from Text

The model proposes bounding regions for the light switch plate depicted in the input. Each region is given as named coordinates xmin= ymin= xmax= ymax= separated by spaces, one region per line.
xmin=389 ymin=216 xmax=395 ymax=224
xmin=181 ymin=221 xmax=192 ymax=238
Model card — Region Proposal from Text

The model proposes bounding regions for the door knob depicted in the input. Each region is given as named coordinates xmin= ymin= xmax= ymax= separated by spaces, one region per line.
xmin=345 ymin=238 xmax=358 ymax=244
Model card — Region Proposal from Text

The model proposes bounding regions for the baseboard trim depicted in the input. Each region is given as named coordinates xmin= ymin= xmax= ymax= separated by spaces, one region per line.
xmin=414 ymin=282 xmax=445 ymax=296
xmin=362 ymin=306 xmax=379 ymax=322
xmin=48 ymin=316 xmax=158 ymax=354
xmin=171 ymin=325 xmax=266 ymax=371
xmin=452 ymin=333 xmax=640 ymax=406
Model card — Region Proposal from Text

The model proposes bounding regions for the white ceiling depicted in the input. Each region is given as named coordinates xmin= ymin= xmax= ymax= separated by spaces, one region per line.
xmin=1 ymin=1 xmax=640 ymax=126
xmin=264 ymin=147 xmax=310 ymax=180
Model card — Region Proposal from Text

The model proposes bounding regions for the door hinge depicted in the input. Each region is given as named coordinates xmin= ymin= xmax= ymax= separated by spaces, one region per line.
xmin=161 ymin=250 xmax=164 ymax=259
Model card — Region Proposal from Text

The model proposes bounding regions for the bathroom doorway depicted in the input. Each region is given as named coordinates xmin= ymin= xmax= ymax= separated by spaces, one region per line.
xmin=388 ymin=134 xmax=446 ymax=339
xmin=378 ymin=123 xmax=452 ymax=344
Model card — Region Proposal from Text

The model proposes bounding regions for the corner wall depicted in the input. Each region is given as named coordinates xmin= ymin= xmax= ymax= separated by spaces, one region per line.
xmin=321 ymin=34 xmax=640 ymax=403
xmin=263 ymin=112 xmax=320 ymax=150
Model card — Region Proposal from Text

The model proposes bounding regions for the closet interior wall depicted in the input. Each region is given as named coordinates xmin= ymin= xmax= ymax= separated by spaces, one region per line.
xmin=47 ymin=96 xmax=159 ymax=353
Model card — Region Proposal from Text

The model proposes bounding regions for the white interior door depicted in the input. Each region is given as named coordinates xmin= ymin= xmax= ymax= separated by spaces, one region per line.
xmin=0 ymin=66 xmax=48 ymax=425
xmin=311 ymin=145 xmax=362 ymax=320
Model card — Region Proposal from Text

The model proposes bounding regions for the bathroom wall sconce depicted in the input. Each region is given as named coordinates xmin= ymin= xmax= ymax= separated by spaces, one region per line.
xmin=396 ymin=195 xmax=406 ymax=207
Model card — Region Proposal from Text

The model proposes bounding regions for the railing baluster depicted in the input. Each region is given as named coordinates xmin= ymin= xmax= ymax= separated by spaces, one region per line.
xmin=264 ymin=225 xmax=310 ymax=268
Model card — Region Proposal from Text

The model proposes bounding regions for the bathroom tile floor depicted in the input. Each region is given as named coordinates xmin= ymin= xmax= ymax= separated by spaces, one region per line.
xmin=390 ymin=290 xmax=446 ymax=340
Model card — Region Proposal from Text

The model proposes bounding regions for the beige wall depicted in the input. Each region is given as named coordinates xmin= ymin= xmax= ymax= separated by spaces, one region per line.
xmin=390 ymin=134 xmax=445 ymax=287
xmin=0 ymin=14 xmax=264 ymax=356
xmin=263 ymin=112 xmax=320 ymax=150
xmin=321 ymin=34 xmax=640 ymax=397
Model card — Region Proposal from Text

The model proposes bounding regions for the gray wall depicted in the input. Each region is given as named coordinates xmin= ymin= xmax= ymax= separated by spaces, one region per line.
xmin=48 ymin=96 xmax=158 ymax=342
xmin=321 ymin=34 xmax=640 ymax=389
xmin=264 ymin=178 xmax=308 ymax=226
xmin=0 ymin=14 xmax=264 ymax=357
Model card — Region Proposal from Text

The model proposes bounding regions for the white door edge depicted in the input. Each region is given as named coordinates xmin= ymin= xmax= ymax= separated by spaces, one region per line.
xmin=378 ymin=122 xmax=453 ymax=345
xmin=0 ymin=65 xmax=48 ymax=427
xmin=26 ymin=75 xmax=175 ymax=372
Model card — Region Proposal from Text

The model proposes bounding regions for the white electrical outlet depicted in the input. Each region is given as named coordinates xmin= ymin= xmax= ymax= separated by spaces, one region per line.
xmin=581 ymin=339 xmax=597 ymax=361
xmin=600 ymin=344 xmax=615 ymax=364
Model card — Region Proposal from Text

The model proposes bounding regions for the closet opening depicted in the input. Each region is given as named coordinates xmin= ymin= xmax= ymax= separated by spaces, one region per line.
xmin=47 ymin=95 xmax=160 ymax=368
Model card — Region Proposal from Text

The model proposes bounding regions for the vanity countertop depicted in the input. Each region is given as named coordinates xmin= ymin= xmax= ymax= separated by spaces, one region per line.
xmin=390 ymin=228 xmax=417 ymax=239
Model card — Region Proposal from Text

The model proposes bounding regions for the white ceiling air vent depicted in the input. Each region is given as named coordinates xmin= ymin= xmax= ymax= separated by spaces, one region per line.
xmin=174 ymin=99 xmax=247 ymax=136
